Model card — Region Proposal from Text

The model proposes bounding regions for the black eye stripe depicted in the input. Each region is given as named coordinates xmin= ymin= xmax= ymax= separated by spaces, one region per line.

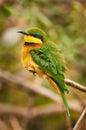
xmin=30 ymin=33 xmax=43 ymax=42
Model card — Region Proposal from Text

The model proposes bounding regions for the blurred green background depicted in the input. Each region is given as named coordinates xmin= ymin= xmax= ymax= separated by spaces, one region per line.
xmin=0 ymin=0 xmax=86 ymax=130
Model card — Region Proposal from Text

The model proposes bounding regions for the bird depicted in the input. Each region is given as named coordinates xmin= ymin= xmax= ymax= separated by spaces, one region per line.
xmin=18 ymin=27 xmax=70 ymax=116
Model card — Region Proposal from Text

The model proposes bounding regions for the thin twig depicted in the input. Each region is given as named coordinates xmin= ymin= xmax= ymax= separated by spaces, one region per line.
xmin=73 ymin=108 xmax=86 ymax=130
xmin=0 ymin=119 xmax=8 ymax=130
xmin=65 ymin=113 xmax=72 ymax=130
xmin=9 ymin=117 xmax=23 ymax=130
xmin=65 ymin=78 xmax=86 ymax=93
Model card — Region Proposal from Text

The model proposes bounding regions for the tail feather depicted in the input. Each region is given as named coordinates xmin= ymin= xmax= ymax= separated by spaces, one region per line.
xmin=61 ymin=92 xmax=70 ymax=116
xmin=48 ymin=77 xmax=70 ymax=116
xmin=53 ymin=77 xmax=70 ymax=116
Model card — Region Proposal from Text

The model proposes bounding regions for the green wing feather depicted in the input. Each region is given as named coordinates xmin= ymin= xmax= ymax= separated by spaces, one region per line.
xmin=31 ymin=41 xmax=70 ymax=116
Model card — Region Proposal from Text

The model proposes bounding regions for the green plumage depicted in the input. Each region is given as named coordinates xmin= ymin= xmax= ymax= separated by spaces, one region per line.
xmin=31 ymin=41 xmax=67 ymax=92
xmin=28 ymin=28 xmax=70 ymax=116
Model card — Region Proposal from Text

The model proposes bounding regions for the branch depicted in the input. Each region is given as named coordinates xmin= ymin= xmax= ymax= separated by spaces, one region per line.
xmin=0 ymin=119 xmax=8 ymax=130
xmin=0 ymin=102 xmax=83 ymax=120
xmin=0 ymin=70 xmax=85 ymax=111
xmin=73 ymin=108 xmax=86 ymax=130
xmin=0 ymin=70 xmax=62 ymax=105
xmin=65 ymin=78 xmax=86 ymax=93
xmin=0 ymin=70 xmax=85 ymax=130
xmin=0 ymin=70 xmax=86 ymax=95
xmin=9 ymin=117 xmax=23 ymax=130
xmin=0 ymin=70 xmax=85 ymax=116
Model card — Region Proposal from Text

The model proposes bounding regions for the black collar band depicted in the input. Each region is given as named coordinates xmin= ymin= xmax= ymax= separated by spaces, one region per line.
xmin=24 ymin=42 xmax=35 ymax=45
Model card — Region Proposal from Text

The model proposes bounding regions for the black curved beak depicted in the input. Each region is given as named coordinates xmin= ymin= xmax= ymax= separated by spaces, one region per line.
xmin=17 ymin=31 xmax=29 ymax=35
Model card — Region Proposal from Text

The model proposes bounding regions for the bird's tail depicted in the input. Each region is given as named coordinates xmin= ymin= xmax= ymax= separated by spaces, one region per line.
xmin=47 ymin=77 xmax=70 ymax=116
xmin=61 ymin=91 xmax=70 ymax=116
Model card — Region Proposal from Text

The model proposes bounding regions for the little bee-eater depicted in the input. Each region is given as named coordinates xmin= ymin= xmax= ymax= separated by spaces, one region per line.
xmin=18 ymin=27 xmax=70 ymax=116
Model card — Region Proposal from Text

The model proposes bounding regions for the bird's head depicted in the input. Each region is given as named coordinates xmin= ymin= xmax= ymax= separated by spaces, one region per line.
xmin=18 ymin=27 xmax=47 ymax=49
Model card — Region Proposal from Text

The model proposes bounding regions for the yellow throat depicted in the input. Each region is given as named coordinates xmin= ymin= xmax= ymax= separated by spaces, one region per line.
xmin=21 ymin=35 xmax=42 ymax=72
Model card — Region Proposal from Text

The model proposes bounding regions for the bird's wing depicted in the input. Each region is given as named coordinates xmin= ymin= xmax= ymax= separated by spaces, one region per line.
xmin=31 ymin=41 xmax=68 ymax=92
